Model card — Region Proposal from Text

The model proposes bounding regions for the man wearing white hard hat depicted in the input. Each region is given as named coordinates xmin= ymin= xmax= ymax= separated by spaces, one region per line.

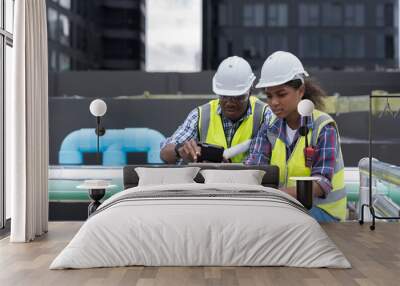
xmin=246 ymin=51 xmax=346 ymax=222
xmin=161 ymin=56 xmax=267 ymax=164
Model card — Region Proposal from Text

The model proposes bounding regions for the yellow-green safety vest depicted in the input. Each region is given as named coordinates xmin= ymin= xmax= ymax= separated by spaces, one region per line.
xmin=269 ymin=109 xmax=346 ymax=221
xmin=198 ymin=96 xmax=266 ymax=163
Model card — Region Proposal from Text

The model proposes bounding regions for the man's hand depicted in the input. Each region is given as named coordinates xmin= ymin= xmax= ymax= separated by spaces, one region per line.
xmin=178 ymin=139 xmax=201 ymax=162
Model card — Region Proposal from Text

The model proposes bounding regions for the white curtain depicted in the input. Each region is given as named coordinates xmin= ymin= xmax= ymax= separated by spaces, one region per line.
xmin=7 ymin=0 xmax=49 ymax=242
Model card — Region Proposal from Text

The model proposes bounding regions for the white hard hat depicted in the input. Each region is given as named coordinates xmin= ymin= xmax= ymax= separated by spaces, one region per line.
xmin=213 ymin=56 xmax=256 ymax=96
xmin=256 ymin=51 xmax=309 ymax=89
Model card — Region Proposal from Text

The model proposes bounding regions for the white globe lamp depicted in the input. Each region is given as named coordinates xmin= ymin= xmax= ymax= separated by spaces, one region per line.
xmin=297 ymin=99 xmax=314 ymax=116
xmin=297 ymin=99 xmax=314 ymax=148
xmin=89 ymin=99 xmax=107 ymax=164
xmin=90 ymin=99 xmax=107 ymax=117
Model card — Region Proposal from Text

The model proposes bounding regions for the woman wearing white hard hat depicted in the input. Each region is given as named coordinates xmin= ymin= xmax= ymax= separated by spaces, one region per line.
xmin=160 ymin=56 xmax=267 ymax=164
xmin=246 ymin=51 xmax=345 ymax=222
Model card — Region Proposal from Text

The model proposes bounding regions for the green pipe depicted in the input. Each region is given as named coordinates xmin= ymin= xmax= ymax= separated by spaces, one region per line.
xmin=345 ymin=182 xmax=400 ymax=205
xmin=48 ymin=179 xmax=123 ymax=202
xmin=48 ymin=179 xmax=400 ymax=205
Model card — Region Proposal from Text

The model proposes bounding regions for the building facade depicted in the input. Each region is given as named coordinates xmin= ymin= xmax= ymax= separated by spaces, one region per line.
xmin=202 ymin=0 xmax=399 ymax=71
xmin=47 ymin=0 xmax=145 ymax=71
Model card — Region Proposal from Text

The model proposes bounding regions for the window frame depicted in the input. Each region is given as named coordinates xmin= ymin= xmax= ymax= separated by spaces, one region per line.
xmin=1 ymin=0 xmax=14 ymax=230
xmin=298 ymin=3 xmax=319 ymax=27
xmin=267 ymin=3 xmax=288 ymax=27
xmin=243 ymin=3 xmax=265 ymax=27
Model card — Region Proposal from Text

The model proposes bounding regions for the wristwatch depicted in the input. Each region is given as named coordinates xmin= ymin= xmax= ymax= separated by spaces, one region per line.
xmin=174 ymin=142 xmax=183 ymax=158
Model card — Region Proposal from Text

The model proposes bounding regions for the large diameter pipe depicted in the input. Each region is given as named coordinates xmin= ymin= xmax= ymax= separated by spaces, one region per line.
xmin=359 ymin=157 xmax=400 ymax=186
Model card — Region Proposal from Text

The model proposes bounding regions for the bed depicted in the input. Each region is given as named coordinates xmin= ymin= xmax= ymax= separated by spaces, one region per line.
xmin=50 ymin=164 xmax=350 ymax=269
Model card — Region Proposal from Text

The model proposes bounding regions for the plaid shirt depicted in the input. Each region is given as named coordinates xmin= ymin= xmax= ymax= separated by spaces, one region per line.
xmin=245 ymin=108 xmax=338 ymax=196
xmin=161 ymin=103 xmax=253 ymax=149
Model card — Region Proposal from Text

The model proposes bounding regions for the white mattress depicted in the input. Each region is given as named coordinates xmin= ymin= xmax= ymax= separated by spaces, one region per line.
xmin=50 ymin=183 xmax=351 ymax=269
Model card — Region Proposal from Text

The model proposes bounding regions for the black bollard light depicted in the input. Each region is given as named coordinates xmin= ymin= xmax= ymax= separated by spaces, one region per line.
xmin=296 ymin=179 xmax=313 ymax=210
xmin=290 ymin=177 xmax=320 ymax=210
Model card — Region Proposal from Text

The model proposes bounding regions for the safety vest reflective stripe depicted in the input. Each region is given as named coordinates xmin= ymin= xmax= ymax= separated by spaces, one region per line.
xmin=314 ymin=187 xmax=347 ymax=205
xmin=309 ymin=111 xmax=345 ymax=176
xmin=310 ymin=112 xmax=333 ymax=146
xmin=198 ymin=103 xmax=211 ymax=142
xmin=334 ymin=149 xmax=345 ymax=173
xmin=252 ymin=99 xmax=266 ymax=137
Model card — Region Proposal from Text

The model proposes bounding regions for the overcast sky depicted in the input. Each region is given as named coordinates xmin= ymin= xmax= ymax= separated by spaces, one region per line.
xmin=146 ymin=0 xmax=202 ymax=72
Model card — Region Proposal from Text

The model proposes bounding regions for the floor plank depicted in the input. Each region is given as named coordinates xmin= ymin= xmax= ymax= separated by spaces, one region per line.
xmin=0 ymin=222 xmax=399 ymax=286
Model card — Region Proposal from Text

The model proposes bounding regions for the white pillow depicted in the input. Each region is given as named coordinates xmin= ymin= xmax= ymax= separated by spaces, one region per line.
xmin=135 ymin=167 xmax=201 ymax=186
xmin=200 ymin=169 xmax=266 ymax=185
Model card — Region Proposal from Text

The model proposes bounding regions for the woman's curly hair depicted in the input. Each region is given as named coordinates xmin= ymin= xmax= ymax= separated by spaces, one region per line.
xmin=284 ymin=78 xmax=327 ymax=111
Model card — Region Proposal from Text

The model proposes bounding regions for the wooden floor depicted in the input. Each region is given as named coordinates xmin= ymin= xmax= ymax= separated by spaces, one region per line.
xmin=0 ymin=222 xmax=399 ymax=286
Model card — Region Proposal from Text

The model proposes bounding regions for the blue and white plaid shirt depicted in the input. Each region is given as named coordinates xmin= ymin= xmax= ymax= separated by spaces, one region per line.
xmin=161 ymin=103 xmax=253 ymax=149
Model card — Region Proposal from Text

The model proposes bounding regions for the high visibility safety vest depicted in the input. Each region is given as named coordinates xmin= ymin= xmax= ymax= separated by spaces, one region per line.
xmin=198 ymin=96 xmax=266 ymax=163
xmin=269 ymin=109 xmax=346 ymax=221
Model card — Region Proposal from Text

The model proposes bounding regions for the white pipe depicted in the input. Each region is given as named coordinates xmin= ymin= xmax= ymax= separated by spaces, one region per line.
xmin=223 ymin=139 xmax=251 ymax=160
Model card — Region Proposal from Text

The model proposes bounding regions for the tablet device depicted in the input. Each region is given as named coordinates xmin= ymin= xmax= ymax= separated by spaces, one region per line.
xmin=197 ymin=143 xmax=224 ymax=163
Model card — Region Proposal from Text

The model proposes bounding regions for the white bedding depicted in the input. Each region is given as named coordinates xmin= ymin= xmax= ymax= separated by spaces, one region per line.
xmin=50 ymin=183 xmax=351 ymax=269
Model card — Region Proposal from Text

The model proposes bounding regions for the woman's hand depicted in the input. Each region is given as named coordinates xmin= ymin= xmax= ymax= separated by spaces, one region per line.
xmin=280 ymin=187 xmax=297 ymax=198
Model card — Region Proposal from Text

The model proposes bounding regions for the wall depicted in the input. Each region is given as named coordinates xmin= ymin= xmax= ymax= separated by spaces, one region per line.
xmin=49 ymin=71 xmax=400 ymax=166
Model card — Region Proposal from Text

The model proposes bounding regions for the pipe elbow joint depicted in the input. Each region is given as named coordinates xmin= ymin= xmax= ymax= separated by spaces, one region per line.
xmin=103 ymin=143 xmax=126 ymax=166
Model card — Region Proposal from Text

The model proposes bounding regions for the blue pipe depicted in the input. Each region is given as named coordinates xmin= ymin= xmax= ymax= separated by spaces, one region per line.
xmin=59 ymin=128 xmax=166 ymax=165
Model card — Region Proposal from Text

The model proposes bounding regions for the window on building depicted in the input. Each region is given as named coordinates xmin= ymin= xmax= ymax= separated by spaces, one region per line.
xmin=268 ymin=4 xmax=288 ymax=27
xmin=5 ymin=0 xmax=14 ymax=33
xmin=299 ymin=3 xmax=319 ymax=26
xmin=344 ymin=35 xmax=365 ymax=58
xmin=384 ymin=3 xmax=394 ymax=27
xmin=322 ymin=2 xmax=343 ymax=26
xmin=49 ymin=50 xmax=58 ymax=71
xmin=59 ymin=53 xmax=71 ymax=71
xmin=218 ymin=4 xmax=227 ymax=26
xmin=59 ymin=0 xmax=71 ymax=10
xmin=103 ymin=39 xmax=141 ymax=60
xmin=48 ymin=8 xmax=58 ymax=41
xmin=4 ymin=43 xmax=12 ymax=221
xmin=321 ymin=34 xmax=343 ymax=58
xmin=75 ymin=0 xmax=87 ymax=18
xmin=243 ymin=36 xmax=265 ymax=59
xmin=76 ymin=25 xmax=87 ymax=52
xmin=59 ymin=14 xmax=70 ymax=46
xmin=268 ymin=35 xmax=288 ymax=54
xmin=218 ymin=37 xmax=228 ymax=58
xmin=243 ymin=4 xmax=264 ymax=27
xmin=1 ymin=0 xmax=15 ymax=228
xmin=377 ymin=3 xmax=395 ymax=27
xmin=102 ymin=7 xmax=140 ymax=29
xmin=376 ymin=34 xmax=395 ymax=60
xmin=376 ymin=4 xmax=384 ymax=26
xmin=218 ymin=3 xmax=233 ymax=26
xmin=385 ymin=35 xmax=394 ymax=59
xmin=344 ymin=4 xmax=364 ymax=26
xmin=377 ymin=35 xmax=385 ymax=59
xmin=299 ymin=34 xmax=319 ymax=58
